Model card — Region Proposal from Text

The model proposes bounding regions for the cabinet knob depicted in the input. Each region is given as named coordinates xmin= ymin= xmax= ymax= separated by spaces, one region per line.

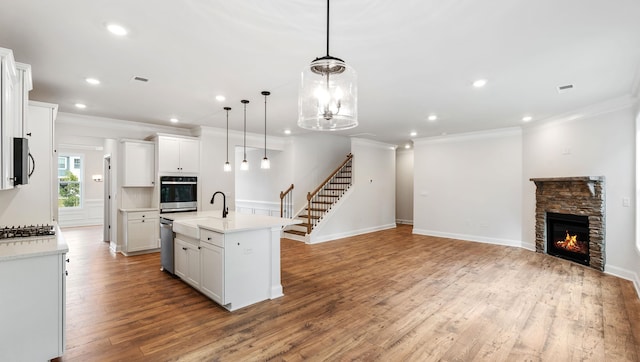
xmin=66 ymin=258 xmax=70 ymax=263
xmin=198 ymin=246 xmax=201 ymax=250
xmin=207 ymin=237 xmax=211 ymax=240
xmin=65 ymin=270 xmax=68 ymax=276
xmin=182 ymin=247 xmax=187 ymax=250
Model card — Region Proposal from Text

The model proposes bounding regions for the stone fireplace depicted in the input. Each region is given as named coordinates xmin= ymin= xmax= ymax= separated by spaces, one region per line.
xmin=530 ymin=177 xmax=605 ymax=271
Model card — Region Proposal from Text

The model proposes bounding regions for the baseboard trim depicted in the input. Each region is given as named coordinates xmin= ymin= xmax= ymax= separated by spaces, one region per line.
xmin=412 ymin=228 xmax=521 ymax=248
xmin=310 ymin=223 xmax=397 ymax=244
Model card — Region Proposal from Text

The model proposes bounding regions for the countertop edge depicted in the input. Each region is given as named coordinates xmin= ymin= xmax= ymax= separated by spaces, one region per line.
xmin=0 ymin=225 xmax=69 ymax=261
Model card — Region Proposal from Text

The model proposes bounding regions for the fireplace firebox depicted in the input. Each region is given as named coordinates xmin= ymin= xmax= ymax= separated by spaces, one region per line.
xmin=546 ymin=212 xmax=589 ymax=266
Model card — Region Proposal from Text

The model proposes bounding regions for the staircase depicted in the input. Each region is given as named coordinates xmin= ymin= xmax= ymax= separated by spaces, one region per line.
xmin=283 ymin=154 xmax=353 ymax=242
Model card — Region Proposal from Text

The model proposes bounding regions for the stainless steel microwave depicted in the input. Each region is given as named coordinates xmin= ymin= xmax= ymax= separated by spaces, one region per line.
xmin=159 ymin=176 xmax=197 ymax=213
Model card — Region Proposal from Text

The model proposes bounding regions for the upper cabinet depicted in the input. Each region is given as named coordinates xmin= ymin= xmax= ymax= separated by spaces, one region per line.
xmin=121 ymin=140 xmax=155 ymax=187
xmin=0 ymin=48 xmax=32 ymax=190
xmin=155 ymin=135 xmax=200 ymax=174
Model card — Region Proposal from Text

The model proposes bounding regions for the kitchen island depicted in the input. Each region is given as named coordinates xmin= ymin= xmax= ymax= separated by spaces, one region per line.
xmin=161 ymin=211 xmax=299 ymax=311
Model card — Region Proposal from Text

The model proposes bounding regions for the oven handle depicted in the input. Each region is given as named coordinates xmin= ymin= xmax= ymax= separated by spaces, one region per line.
xmin=161 ymin=207 xmax=198 ymax=213
xmin=161 ymin=181 xmax=197 ymax=185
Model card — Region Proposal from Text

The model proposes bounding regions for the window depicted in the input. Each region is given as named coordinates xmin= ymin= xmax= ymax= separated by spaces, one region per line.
xmin=58 ymin=155 xmax=83 ymax=208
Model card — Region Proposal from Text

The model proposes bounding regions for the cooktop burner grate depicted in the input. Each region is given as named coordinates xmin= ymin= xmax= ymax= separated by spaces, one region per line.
xmin=0 ymin=225 xmax=56 ymax=239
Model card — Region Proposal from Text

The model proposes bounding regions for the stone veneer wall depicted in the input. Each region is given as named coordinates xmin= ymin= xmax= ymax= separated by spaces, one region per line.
xmin=530 ymin=177 xmax=605 ymax=271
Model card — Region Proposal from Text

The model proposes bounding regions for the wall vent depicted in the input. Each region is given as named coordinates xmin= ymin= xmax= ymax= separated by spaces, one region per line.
xmin=557 ymin=84 xmax=574 ymax=94
xmin=132 ymin=76 xmax=149 ymax=82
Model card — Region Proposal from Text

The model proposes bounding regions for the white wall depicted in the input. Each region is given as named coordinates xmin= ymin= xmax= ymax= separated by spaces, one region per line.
xmin=396 ymin=149 xmax=414 ymax=224
xmin=311 ymin=138 xmax=397 ymax=243
xmin=413 ymin=128 xmax=524 ymax=247
xmin=523 ymin=105 xmax=637 ymax=281
xmin=289 ymin=133 xmax=351 ymax=214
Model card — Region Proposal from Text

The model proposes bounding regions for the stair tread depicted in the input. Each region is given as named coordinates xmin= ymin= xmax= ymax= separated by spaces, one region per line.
xmin=317 ymin=194 xmax=340 ymax=197
xmin=285 ymin=230 xmax=307 ymax=236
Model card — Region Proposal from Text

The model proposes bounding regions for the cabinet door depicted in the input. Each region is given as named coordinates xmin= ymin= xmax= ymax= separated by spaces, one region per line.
xmin=200 ymin=242 xmax=224 ymax=304
xmin=158 ymin=137 xmax=181 ymax=173
xmin=186 ymin=244 xmax=201 ymax=288
xmin=0 ymin=57 xmax=16 ymax=190
xmin=127 ymin=217 xmax=158 ymax=252
xmin=178 ymin=138 xmax=200 ymax=173
xmin=123 ymin=142 xmax=155 ymax=187
xmin=174 ymin=238 xmax=188 ymax=280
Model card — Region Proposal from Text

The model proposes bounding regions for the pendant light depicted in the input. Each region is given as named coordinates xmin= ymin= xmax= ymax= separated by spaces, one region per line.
xmin=298 ymin=0 xmax=357 ymax=131
xmin=240 ymin=99 xmax=249 ymax=171
xmin=261 ymin=91 xmax=271 ymax=169
xmin=223 ymin=106 xmax=232 ymax=172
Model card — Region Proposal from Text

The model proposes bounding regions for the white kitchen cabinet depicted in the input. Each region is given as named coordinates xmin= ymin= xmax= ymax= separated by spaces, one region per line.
xmin=200 ymin=230 xmax=224 ymax=304
xmin=175 ymin=236 xmax=201 ymax=288
xmin=0 ymin=102 xmax=58 ymax=226
xmin=0 ymin=48 xmax=18 ymax=190
xmin=13 ymin=62 xmax=32 ymax=138
xmin=156 ymin=135 xmax=200 ymax=174
xmin=121 ymin=210 xmax=159 ymax=254
xmin=121 ymin=140 xmax=155 ymax=187
xmin=0 ymin=251 xmax=66 ymax=361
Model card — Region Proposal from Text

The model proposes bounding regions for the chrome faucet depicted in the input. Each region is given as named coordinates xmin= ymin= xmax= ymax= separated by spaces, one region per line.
xmin=210 ymin=191 xmax=228 ymax=218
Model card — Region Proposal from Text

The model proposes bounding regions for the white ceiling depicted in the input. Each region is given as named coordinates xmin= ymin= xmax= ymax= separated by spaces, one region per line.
xmin=1 ymin=0 xmax=639 ymax=147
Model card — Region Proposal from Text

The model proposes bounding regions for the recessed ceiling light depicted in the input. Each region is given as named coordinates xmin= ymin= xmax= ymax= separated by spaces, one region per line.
xmin=215 ymin=95 xmax=226 ymax=102
xmin=428 ymin=114 xmax=438 ymax=121
xmin=106 ymin=23 xmax=128 ymax=36
xmin=170 ymin=118 xmax=179 ymax=123
xmin=284 ymin=129 xmax=292 ymax=135
xmin=404 ymin=144 xmax=411 ymax=149
xmin=75 ymin=103 xmax=87 ymax=109
xmin=410 ymin=131 xmax=417 ymax=137
xmin=522 ymin=116 xmax=533 ymax=122
xmin=85 ymin=78 xmax=100 ymax=85
xmin=472 ymin=79 xmax=487 ymax=88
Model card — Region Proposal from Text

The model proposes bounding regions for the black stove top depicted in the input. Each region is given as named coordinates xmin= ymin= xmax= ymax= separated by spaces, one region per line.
xmin=0 ymin=225 xmax=56 ymax=239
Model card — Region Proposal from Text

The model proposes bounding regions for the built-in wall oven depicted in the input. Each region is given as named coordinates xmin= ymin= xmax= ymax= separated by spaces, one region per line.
xmin=160 ymin=176 xmax=197 ymax=213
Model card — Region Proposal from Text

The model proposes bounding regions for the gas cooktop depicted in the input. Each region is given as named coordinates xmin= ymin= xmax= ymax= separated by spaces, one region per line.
xmin=0 ymin=225 xmax=56 ymax=239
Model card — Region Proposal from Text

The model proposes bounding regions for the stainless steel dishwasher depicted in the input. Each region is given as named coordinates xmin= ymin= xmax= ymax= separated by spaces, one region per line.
xmin=160 ymin=217 xmax=175 ymax=275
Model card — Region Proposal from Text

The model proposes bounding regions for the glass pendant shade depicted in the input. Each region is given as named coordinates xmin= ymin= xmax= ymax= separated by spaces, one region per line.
xmin=261 ymin=91 xmax=271 ymax=169
xmin=261 ymin=157 xmax=270 ymax=169
xmin=240 ymin=159 xmax=249 ymax=171
xmin=299 ymin=56 xmax=357 ymax=131
xmin=223 ymin=106 xmax=232 ymax=172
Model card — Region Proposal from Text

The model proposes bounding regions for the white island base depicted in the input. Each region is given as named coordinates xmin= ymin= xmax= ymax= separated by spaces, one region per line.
xmin=168 ymin=211 xmax=298 ymax=311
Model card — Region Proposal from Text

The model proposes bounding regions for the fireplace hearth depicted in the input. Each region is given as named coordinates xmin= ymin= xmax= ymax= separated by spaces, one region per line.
xmin=530 ymin=176 xmax=605 ymax=271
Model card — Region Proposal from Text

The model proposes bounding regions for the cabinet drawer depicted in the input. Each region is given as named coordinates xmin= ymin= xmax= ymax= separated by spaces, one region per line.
xmin=200 ymin=229 xmax=224 ymax=247
xmin=127 ymin=211 xmax=159 ymax=221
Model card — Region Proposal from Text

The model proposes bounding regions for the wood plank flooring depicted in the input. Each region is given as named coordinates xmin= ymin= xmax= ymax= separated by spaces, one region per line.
xmin=52 ymin=225 xmax=640 ymax=361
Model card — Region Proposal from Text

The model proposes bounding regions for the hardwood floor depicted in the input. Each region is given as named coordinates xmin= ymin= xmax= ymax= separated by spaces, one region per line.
xmin=52 ymin=225 xmax=640 ymax=361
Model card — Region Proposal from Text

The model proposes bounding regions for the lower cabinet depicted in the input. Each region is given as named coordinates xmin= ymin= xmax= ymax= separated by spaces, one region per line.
xmin=200 ymin=241 xmax=224 ymax=304
xmin=174 ymin=237 xmax=201 ymax=288
xmin=121 ymin=210 xmax=159 ymax=254
xmin=0 ymin=252 xmax=66 ymax=361
xmin=174 ymin=228 xmax=272 ymax=311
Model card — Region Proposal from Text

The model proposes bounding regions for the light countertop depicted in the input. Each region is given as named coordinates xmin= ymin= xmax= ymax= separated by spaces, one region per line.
xmin=165 ymin=211 xmax=300 ymax=235
xmin=0 ymin=225 xmax=69 ymax=261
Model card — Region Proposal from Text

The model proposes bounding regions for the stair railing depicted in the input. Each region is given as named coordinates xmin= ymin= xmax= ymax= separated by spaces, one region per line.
xmin=305 ymin=153 xmax=353 ymax=233
xmin=280 ymin=184 xmax=294 ymax=218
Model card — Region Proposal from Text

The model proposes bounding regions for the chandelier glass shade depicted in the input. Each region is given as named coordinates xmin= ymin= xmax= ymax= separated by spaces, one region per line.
xmin=298 ymin=0 xmax=357 ymax=131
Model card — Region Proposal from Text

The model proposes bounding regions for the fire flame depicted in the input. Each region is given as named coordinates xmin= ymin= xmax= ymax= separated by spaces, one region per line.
xmin=555 ymin=230 xmax=587 ymax=254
